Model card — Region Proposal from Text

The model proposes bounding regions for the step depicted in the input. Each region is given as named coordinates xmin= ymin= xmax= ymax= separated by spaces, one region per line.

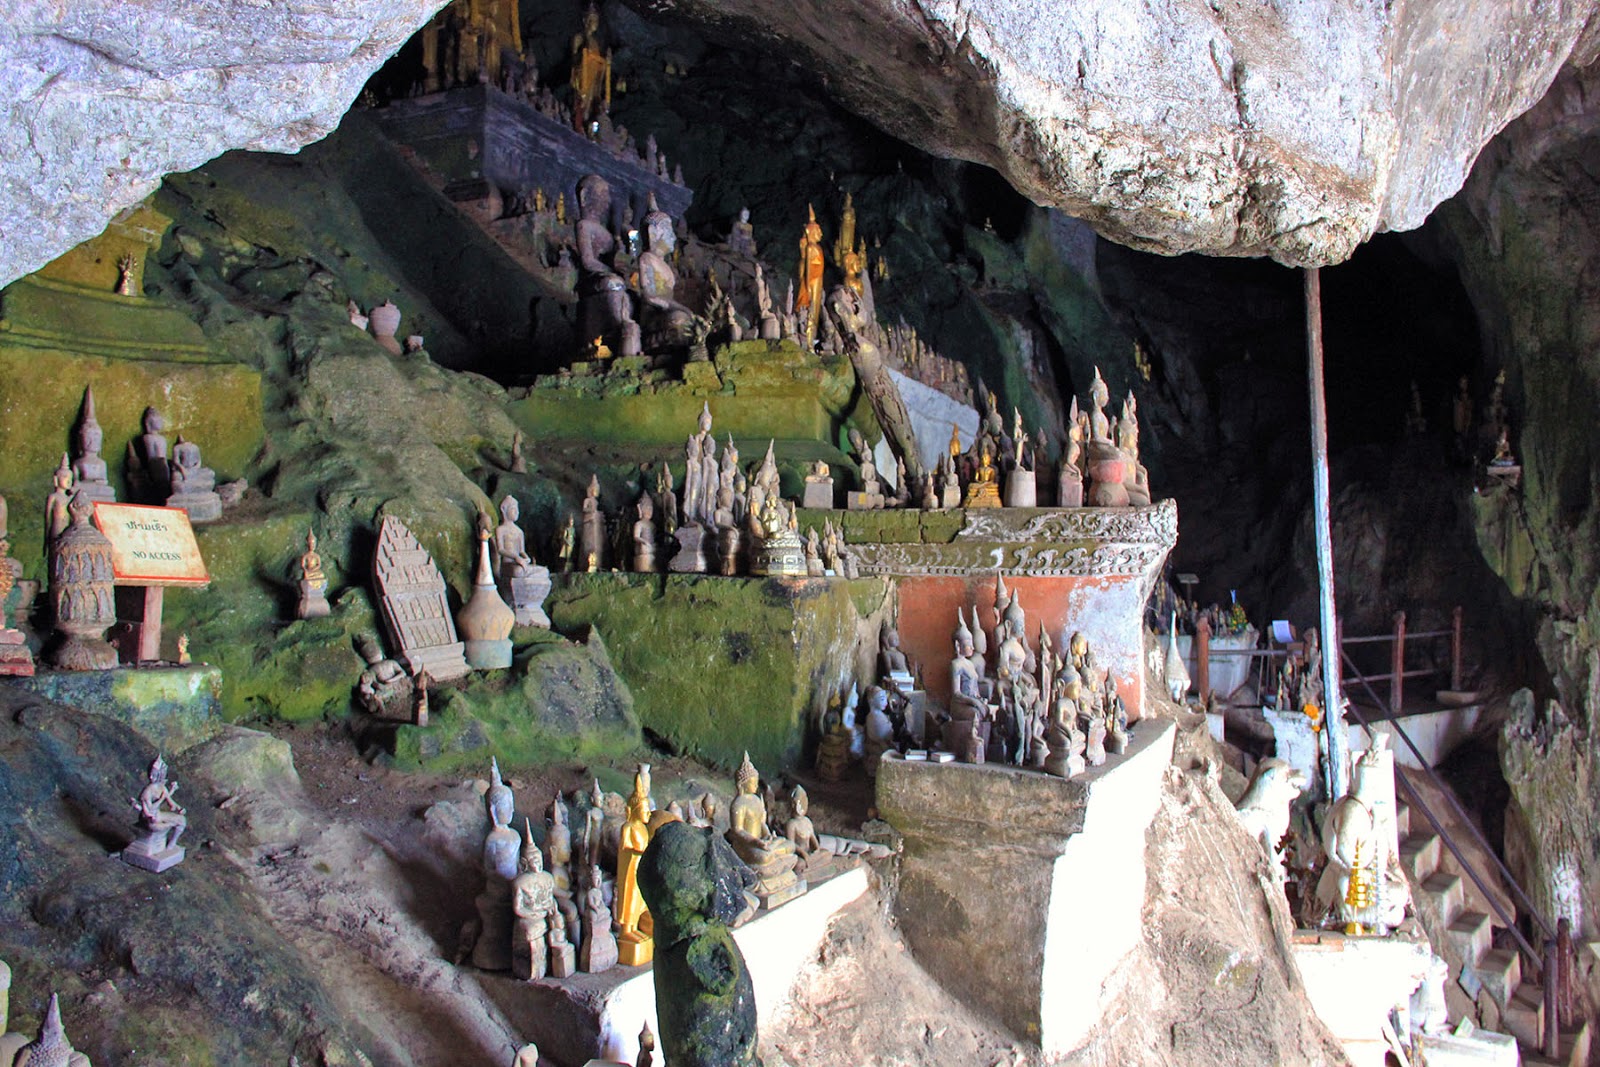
xmin=1395 ymin=802 xmax=1410 ymax=837
xmin=1520 ymin=1020 xmax=1591 ymax=1067
xmin=1400 ymin=832 xmax=1442 ymax=881
xmin=1445 ymin=910 xmax=1493 ymax=965
xmin=1422 ymin=870 xmax=1465 ymax=923
xmin=1501 ymin=979 xmax=1545 ymax=1048
xmin=1474 ymin=947 xmax=1522 ymax=1007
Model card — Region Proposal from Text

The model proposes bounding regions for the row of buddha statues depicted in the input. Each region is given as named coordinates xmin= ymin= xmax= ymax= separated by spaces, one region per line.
xmin=45 ymin=388 xmax=230 ymax=536
xmin=467 ymin=751 xmax=858 ymax=980
xmin=941 ymin=576 xmax=1130 ymax=775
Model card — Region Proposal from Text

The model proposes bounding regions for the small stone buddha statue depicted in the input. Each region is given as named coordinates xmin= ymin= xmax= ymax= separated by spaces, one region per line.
xmin=725 ymin=752 xmax=804 ymax=909
xmin=574 ymin=174 xmax=640 ymax=357
xmin=729 ymin=205 xmax=757 ymax=257
xmin=632 ymin=493 xmax=658 ymax=573
xmin=614 ymin=764 xmax=655 ymax=966
xmin=578 ymin=861 xmax=618 ymax=973
xmin=492 ymin=495 xmax=551 ymax=627
xmin=814 ymin=695 xmax=854 ymax=782
xmin=295 ymin=529 xmax=331 ymax=619
xmin=784 ymin=785 xmax=834 ymax=880
xmin=636 ymin=193 xmax=695 ymax=349
xmin=1043 ymin=691 xmax=1087 ymax=779
xmin=355 ymin=634 xmax=408 ymax=717
xmin=70 ymin=386 xmax=115 ymax=504
xmin=1085 ymin=368 xmax=1132 ymax=506
xmin=511 ymin=818 xmax=556 ymax=980
xmin=44 ymin=454 xmax=76 ymax=545
xmin=472 ymin=759 xmax=522 ymax=972
xmin=579 ymin=474 xmax=605 ymax=571
xmin=862 ymin=685 xmax=896 ymax=776
xmin=166 ymin=436 xmax=222 ymax=522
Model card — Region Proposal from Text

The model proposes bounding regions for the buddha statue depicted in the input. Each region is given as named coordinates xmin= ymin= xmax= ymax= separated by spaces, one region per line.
xmin=614 ymin=764 xmax=654 ymax=966
xmin=795 ymin=204 xmax=826 ymax=344
xmin=130 ymin=406 xmax=171 ymax=501
xmin=44 ymin=454 xmax=75 ymax=545
xmin=784 ymin=785 xmax=835 ymax=880
xmin=70 ymin=386 xmax=115 ymax=504
xmin=511 ymin=819 xmax=556 ymax=980
xmin=862 ymin=685 xmax=896 ymax=777
xmin=569 ymin=1 xmax=611 ymax=131
xmin=632 ymin=493 xmax=658 ymax=572
xmin=578 ymin=862 xmax=618 ymax=973
xmin=355 ymin=634 xmax=409 ymax=717
xmin=962 ymin=443 xmax=1002 ymax=509
xmin=579 ymin=474 xmax=605 ymax=570
xmin=878 ymin=622 xmax=912 ymax=686
xmin=1043 ymin=692 xmax=1087 ymax=779
xmin=547 ymin=905 xmax=576 ymax=979
xmin=472 ymin=759 xmax=522 ymax=971
xmin=296 ymin=529 xmax=331 ymax=620
xmin=1058 ymin=411 xmax=1085 ymax=507
xmin=1084 ymin=368 xmax=1132 ymax=506
xmin=729 ymin=206 xmax=757 ymax=257
xmin=573 ymin=174 xmax=638 ymax=356
xmin=637 ymin=194 xmax=696 ymax=350
xmin=492 ymin=495 xmax=551 ymax=627
xmin=944 ymin=614 xmax=991 ymax=761
xmin=725 ymin=752 xmax=804 ymax=909
xmin=166 ymin=436 xmax=222 ymax=522
xmin=813 ymin=697 xmax=853 ymax=782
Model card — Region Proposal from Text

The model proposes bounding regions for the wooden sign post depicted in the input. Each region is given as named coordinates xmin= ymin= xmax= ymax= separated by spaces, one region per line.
xmin=92 ymin=503 xmax=209 ymax=663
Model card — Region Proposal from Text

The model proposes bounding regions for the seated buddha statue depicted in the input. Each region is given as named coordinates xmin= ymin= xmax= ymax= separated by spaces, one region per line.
xmin=725 ymin=752 xmax=804 ymax=909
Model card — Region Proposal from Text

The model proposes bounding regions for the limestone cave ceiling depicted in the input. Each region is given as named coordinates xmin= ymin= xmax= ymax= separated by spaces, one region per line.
xmin=4 ymin=0 xmax=1600 ymax=288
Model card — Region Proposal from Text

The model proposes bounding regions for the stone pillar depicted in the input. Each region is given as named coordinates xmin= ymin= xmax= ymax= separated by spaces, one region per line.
xmin=876 ymin=719 xmax=1175 ymax=1056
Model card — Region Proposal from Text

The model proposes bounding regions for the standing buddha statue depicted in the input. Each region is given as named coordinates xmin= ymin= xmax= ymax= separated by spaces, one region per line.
xmin=614 ymin=763 xmax=655 ymax=965
xmin=795 ymin=205 xmax=826 ymax=345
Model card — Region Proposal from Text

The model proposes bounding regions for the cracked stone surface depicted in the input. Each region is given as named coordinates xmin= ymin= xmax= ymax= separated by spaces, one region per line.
xmin=0 ymin=0 xmax=447 ymax=288
xmin=641 ymin=0 xmax=1600 ymax=265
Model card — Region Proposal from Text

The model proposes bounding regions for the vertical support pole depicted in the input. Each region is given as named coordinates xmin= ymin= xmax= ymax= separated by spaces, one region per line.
xmin=1544 ymin=937 xmax=1561 ymax=1058
xmin=1451 ymin=606 xmax=1464 ymax=692
xmin=138 ymin=586 xmax=164 ymax=663
xmin=1558 ymin=917 xmax=1574 ymax=1027
xmin=1306 ymin=268 xmax=1348 ymax=798
xmin=1195 ymin=614 xmax=1212 ymax=703
xmin=1391 ymin=610 xmax=1407 ymax=712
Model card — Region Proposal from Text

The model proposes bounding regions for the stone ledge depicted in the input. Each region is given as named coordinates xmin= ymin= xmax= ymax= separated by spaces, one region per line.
xmin=3 ymin=665 xmax=223 ymax=753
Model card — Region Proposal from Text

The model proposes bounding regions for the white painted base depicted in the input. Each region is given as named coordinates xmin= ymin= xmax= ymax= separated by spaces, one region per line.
xmin=1364 ymin=705 xmax=1486 ymax=769
xmin=1293 ymin=931 xmax=1435 ymax=1067
xmin=594 ymin=865 xmax=871 ymax=1062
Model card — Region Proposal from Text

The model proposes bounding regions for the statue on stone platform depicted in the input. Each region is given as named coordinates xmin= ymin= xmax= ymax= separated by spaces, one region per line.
xmin=754 ymin=263 xmax=780 ymax=340
xmin=1318 ymin=737 xmax=1410 ymax=935
xmin=122 ymin=754 xmax=187 ymax=872
xmin=49 ymin=494 xmax=117 ymax=671
xmin=784 ymin=785 xmax=835 ymax=880
xmin=615 ymin=764 xmax=655 ymax=966
xmin=579 ymin=861 xmax=618 ymax=973
xmin=166 ymin=436 xmax=222 ymax=522
xmin=943 ymin=614 xmax=991 ymax=761
xmin=637 ymin=194 xmax=696 ymax=351
xmin=962 ymin=443 xmax=1001 ymax=509
xmin=1043 ymin=689 xmax=1086 ymax=779
xmin=45 ymin=454 xmax=75 ymax=545
xmin=493 ymin=495 xmax=551 ymax=627
xmin=580 ymin=474 xmax=605 ymax=571
xmin=796 ymin=205 xmax=826 ymax=345
xmin=726 ymin=752 xmax=803 ymax=909
xmin=355 ymin=634 xmax=409 ymax=717
xmin=1118 ymin=395 xmax=1150 ymax=507
xmin=632 ymin=493 xmax=658 ymax=572
xmin=296 ymin=529 xmax=332 ymax=619
xmin=1058 ymin=404 xmax=1085 ymax=507
xmin=473 ymin=759 xmax=522 ymax=971
xmin=1085 ymin=369 xmax=1132 ymax=507
xmin=71 ymin=386 xmax=115 ymax=504
xmin=574 ymin=175 xmax=639 ymax=358
xmin=729 ymin=206 xmax=757 ymax=258
xmin=863 ymin=685 xmax=895 ymax=776
xmin=511 ymin=819 xmax=556 ymax=980
xmin=569 ymin=2 xmax=612 ymax=132
xmin=638 ymin=821 xmax=763 ymax=1067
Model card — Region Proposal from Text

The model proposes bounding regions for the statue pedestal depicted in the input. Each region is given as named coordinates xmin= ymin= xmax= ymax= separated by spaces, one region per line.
xmin=1003 ymin=469 xmax=1037 ymax=507
xmin=667 ymin=524 xmax=710 ymax=573
xmin=802 ymin=480 xmax=834 ymax=509
xmin=123 ymin=830 xmax=185 ymax=873
xmin=845 ymin=491 xmax=884 ymax=511
xmin=876 ymin=719 xmax=1174 ymax=1056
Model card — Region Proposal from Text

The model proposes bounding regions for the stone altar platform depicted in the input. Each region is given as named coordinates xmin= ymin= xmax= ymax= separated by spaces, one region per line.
xmin=815 ymin=501 xmax=1178 ymax=716
xmin=483 ymin=864 xmax=870 ymax=1066
xmin=4 ymin=665 xmax=223 ymax=753
xmin=876 ymin=718 xmax=1175 ymax=1056
xmin=372 ymin=84 xmax=691 ymax=227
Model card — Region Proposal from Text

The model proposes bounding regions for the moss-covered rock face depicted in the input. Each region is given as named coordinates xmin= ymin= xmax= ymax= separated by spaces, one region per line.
xmin=0 ymin=690 xmax=375 ymax=1064
xmin=9 ymin=666 xmax=223 ymax=753
xmin=547 ymin=573 xmax=890 ymax=772
xmin=393 ymin=627 xmax=642 ymax=774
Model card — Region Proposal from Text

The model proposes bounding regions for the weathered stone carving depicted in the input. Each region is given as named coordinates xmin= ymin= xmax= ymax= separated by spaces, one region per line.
xmin=372 ymin=516 xmax=469 ymax=681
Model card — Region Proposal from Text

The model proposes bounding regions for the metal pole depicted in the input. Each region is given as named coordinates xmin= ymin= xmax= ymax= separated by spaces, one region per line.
xmin=1306 ymin=268 xmax=1348 ymax=799
xmin=1391 ymin=610 xmax=1407 ymax=712
xmin=1451 ymin=606 xmax=1464 ymax=692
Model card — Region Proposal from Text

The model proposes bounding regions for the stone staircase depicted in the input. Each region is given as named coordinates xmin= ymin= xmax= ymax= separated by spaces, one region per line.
xmin=1396 ymin=798 xmax=1591 ymax=1066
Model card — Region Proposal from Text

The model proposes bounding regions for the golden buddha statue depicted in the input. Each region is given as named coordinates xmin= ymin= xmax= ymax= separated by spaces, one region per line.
xmin=555 ymin=192 xmax=567 ymax=225
xmin=570 ymin=1 xmax=612 ymax=132
xmin=795 ymin=204 xmax=826 ymax=344
xmin=962 ymin=443 xmax=1002 ymax=509
xmin=726 ymin=752 xmax=805 ymax=909
xmin=831 ymin=191 xmax=857 ymax=265
xmin=842 ymin=236 xmax=865 ymax=297
xmin=300 ymin=529 xmax=325 ymax=585
xmin=614 ymin=763 xmax=654 ymax=965
xmin=948 ymin=423 xmax=962 ymax=458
